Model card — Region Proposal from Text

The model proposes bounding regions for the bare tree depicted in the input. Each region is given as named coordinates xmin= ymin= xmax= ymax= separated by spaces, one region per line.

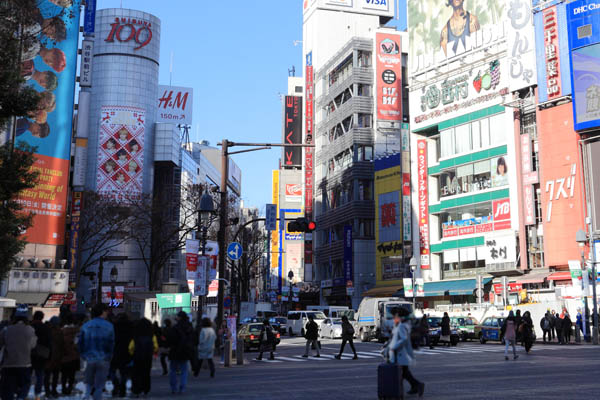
xmin=231 ymin=221 xmax=266 ymax=305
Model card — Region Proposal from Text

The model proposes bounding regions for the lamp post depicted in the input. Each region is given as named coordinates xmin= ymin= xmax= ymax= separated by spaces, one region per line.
xmin=576 ymin=229 xmax=598 ymax=344
xmin=198 ymin=190 xmax=216 ymax=322
xmin=96 ymin=255 xmax=128 ymax=305
xmin=409 ymin=257 xmax=418 ymax=311
xmin=287 ymin=270 xmax=294 ymax=313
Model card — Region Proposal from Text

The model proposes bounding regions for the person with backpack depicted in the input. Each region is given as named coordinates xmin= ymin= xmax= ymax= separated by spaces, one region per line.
xmin=195 ymin=318 xmax=216 ymax=378
xmin=302 ymin=315 xmax=320 ymax=358
xmin=167 ymin=312 xmax=194 ymax=394
xmin=158 ymin=319 xmax=171 ymax=376
xmin=541 ymin=312 xmax=552 ymax=343
xmin=129 ymin=318 xmax=158 ymax=397
xmin=256 ymin=319 xmax=276 ymax=361
xmin=31 ymin=311 xmax=51 ymax=400
xmin=335 ymin=316 xmax=358 ymax=360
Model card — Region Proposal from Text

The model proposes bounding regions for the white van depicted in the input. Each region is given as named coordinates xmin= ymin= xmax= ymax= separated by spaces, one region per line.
xmin=286 ymin=310 xmax=327 ymax=336
xmin=306 ymin=306 xmax=353 ymax=319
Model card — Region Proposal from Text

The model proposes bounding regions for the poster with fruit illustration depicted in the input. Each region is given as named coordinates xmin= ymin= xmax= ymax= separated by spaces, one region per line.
xmin=408 ymin=0 xmax=506 ymax=73
xmin=96 ymin=106 xmax=145 ymax=202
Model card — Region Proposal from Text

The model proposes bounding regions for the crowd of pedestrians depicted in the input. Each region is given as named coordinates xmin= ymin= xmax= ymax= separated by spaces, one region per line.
xmin=0 ymin=304 xmax=220 ymax=400
xmin=539 ymin=307 xmax=581 ymax=344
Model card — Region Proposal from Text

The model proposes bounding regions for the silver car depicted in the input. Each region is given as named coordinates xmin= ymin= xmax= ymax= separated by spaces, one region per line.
xmin=320 ymin=318 xmax=343 ymax=339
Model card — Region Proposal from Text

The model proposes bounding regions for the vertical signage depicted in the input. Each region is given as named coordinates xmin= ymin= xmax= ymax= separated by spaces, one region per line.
xmin=507 ymin=0 xmax=537 ymax=92
xmin=79 ymin=40 xmax=94 ymax=87
xmin=543 ymin=6 xmax=562 ymax=99
xmin=271 ymin=171 xmax=280 ymax=288
xmin=305 ymin=52 xmax=314 ymax=219
xmin=283 ymin=96 xmax=302 ymax=167
xmin=83 ymin=0 xmax=96 ymax=35
xmin=376 ymin=32 xmax=402 ymax=121
xmin=417 ymin=140 xmax=430 ymax=269
xmin=265 ymin=203 xmax=277 ymax=231
xmin=401 ymin=124 xmax=411 ymax=242
xmin=343 ymin=225 xmax=353 ymax=285
xmin=521 ymin=133 xmax=536 ymax=226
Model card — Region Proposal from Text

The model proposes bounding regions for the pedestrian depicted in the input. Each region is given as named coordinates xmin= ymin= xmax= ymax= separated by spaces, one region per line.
xmin=158 ymin=319 xmax=171 ymax=376
xmin=576 ymin=308 xmax=585 ymax=340
xmin=419 ymin=315 xmax=433 ymax=349
xmin=540 ymin=312 xmax=552 ymax=343
xmin=31 ymin=311 xmax=51 ymax=400
xmin=335 ymin=316 xmax=358 ymax=360
xmin=441 ymin=312 xmax=451 ymax=346
xmin=78 ymin=303 xmax=115 ymax=400
xmin=549 ymin=310 xmax=557 ymax=341
xmin=195 ymin=318 xmax=216 ymax=378
xmin=514 ymin=309 xmax=522 ymax=344
xmin=44 ymin=317 xmax=64 ymax=398
xmin=256 ymin=319 xmax=276 ymax=361
xmin=217 ymin=320 xmax=228 ymax=362
xmin=129 ymin=318 xmax=158 ymax=397
xmin=555 ymin=312 xmax=564 ymax=344
xmin=522 ymin=311 xmax=534 ymax=353
xmin=110 ymin=313 xmax=133 ymax=397
xmin=500 ymin=311 xmax=518 ymax=361
xmin=0 ymin=304 xmax=37 ymax=400
xmin=563 ymin=311 xmax=573 ymax=344
xmin=167 ymin=311 xmax=195 ymax=394
xmin=384 ymin=307 xmax=425 ymax=397
xmin=60 ymin=314 xmax=80 ymax=396
xmin=302 ymin=315 xmax=320 ymax=358
xmin=190 ymin=319 xmax=201 ymax=376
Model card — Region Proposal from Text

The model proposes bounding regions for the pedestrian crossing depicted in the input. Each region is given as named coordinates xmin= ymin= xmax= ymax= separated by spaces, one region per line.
xmin=251 ymin=351 xmax=380 ymax=363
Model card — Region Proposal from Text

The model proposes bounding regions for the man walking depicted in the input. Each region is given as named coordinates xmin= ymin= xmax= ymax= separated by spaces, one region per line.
xmin=256 ymin=319 xmax=276 ymax=361
xmin=78 ymin=304 xmax=115 ymax=400
xmin=0 ymin=305 xmax=37 ymax=400
xmin=335 ymin=316 xmax=358 ymax=360
xmin=167 ymin=312 xmax=194 ymax=394
xmin=302 ymin=315 xmax=320 ymax=358
xmin=541 ymin=312 xmax=552 ymax=343
xmin=30 ymin=311 xmax=51 ymax=400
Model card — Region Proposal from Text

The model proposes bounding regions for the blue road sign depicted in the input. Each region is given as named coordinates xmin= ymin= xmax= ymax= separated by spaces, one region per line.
xmin=227 ymin=242 xmax=242 ymax=261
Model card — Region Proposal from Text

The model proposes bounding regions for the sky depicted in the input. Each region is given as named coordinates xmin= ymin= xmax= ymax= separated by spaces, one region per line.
xmin=98 ymin=0 xmax=406 ymax=214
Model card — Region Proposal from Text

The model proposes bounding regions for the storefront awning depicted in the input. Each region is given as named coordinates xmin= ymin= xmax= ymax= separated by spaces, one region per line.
xmin=515 ymin=272 xmax=549 ymax=284
xmin=548 ymin=271 xmax=572 ymax=281
xmin=5 ymin=292 xmax=50 ymax=307
xmin=363 ymin=286 xmax=402 ymax=298
xmin=424 ymin=278 xmax=492 ymax=297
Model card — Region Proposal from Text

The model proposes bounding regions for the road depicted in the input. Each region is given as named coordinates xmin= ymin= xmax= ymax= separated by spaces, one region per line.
xmin=143 ymin=336 xmax=600 ymax=399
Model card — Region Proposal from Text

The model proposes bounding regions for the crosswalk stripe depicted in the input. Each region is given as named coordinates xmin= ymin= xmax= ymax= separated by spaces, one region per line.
xmin=253 ymin=359 xmax=282 ymax=363
xmin=356 ymin=351 xmax=381 ymax=357
xmin=293 ymin=356 xmax=329 ymax=361
xmin=276 ymin=356 xmax=307 ymax=362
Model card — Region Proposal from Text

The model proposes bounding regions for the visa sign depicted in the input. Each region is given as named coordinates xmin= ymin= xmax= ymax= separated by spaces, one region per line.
xmin=364 ymin=0 xmax=389 ymax=11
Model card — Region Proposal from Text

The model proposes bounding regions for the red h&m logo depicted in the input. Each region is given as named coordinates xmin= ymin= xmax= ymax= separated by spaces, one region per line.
xmin=381 ymin=203 xmax=397 ymax=228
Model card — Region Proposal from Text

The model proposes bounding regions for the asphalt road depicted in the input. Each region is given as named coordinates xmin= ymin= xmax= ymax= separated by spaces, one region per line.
xmin=144 ymin=337 xmax=600 ymax=400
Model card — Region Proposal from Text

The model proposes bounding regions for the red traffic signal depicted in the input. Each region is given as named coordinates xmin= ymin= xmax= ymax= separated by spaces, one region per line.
xmin=288 ymin=218 xmax=316 ymax=233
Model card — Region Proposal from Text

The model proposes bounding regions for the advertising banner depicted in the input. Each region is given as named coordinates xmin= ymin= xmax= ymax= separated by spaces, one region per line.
xmin=403 ymin=278 xmax=414 ymax=297
xmin=96 ymin=106 xmax=145 ymax=201
xmin=534 ymin=2 xmax=571 ymax=103
xmin=507 ymin=0 xmax=537 ymax=92
xmin=16 ymin=0 xmax=81 ymax=245
xmin=101 ymin=286 xmax=125 ymax=304
xmin=285 ymin=183 xmax=302 ymax=202
xmin=442 ymin=198 xmax=511 ymax=238
xmin=408 ymin=0 xmax=506 ymax=74
xmin=283 ymin=96 xmax=302 ymax=167
xmin=72 ymin=138 xmax=88 ymax=186
xmin=416 ymin=278 xmax=425 ymax=297
xmin=417 ymin=140 xmax=430 ymax=269
xmin=185 ymin=239 xmax=199 ymax=271
xmin=482 ymin=234 xmax=517 ymax=265
xmin=344 ymin=225 xmax=353 ymax=284
xmin=271 ymin=171 xmax=279 ymax=274
xmin=286 ymin=242 xmax=302 ymax=280
xmin=376 ymin=32 xmax=402 ymax=121
xmin=157 ymin=85 xmax=193 ymax=125
xmin=305 ymin=53 xmax=314 ymax=220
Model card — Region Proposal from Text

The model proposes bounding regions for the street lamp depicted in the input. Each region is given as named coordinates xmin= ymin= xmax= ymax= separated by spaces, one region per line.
xmin=288 ymin=270 xmax=294 ymax=313
xmin=409 ymin=257 xmax=418 ymax=311
xmin=110 ymin=266 xmax=118 ymax=283
xmin=576 ymin=229 xmax=598 ymax=344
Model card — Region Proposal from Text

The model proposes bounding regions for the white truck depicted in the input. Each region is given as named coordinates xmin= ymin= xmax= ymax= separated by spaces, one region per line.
xmin=240 ymin=302 xmax=276 ymax=321
xmin=355 ymin=297 xmax=412 ymax=342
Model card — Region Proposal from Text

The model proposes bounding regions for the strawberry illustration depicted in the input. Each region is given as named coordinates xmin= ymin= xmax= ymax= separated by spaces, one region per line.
xmin=473 ymin=72 xmax=482 ymax=93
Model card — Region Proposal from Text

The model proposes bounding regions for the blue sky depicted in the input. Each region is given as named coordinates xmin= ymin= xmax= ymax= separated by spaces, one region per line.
xmin=98 ymin=0 xmax=406 ymax=213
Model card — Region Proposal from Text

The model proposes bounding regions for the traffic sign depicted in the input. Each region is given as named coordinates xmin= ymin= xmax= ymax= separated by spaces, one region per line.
xmin=227 ymin=242 xmax=242 ymax=260
xmin=224 ymin=296 xmax=231 ymax=309
xmin=265 ymin=204 xmax=277 ymax=231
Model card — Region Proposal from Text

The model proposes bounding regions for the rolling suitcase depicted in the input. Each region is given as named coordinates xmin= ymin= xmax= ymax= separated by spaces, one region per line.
xmin=377 ymin=363 xmax=403 ymax=400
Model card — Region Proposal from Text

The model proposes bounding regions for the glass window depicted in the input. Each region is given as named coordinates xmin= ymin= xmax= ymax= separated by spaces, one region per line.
xmin=489 ymin=114 xmax=506 ymax=146
xmin=481 ymin=118 xmax=490 ymax=148
xmin=471 ymin=120 xmax=481 ymax=150
xmin=455 ymin=124 xmax=471 ymax=154
xmin=440 ymin=128 xmax=454 ymax=158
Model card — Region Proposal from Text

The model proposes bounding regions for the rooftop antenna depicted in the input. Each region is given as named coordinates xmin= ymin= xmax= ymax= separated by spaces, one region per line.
xmin=169 ymin=52 xmax=174 ymax=85
xmin=288 ymin=66 xmax=295 ymax=77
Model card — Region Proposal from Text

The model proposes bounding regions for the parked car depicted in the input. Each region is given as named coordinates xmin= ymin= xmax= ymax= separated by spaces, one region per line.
xmin=240 ymin=317 xmax=262 ymax=325
xmin=287 ymin=311 xmax=327 ymax=336
xmin=451 ymin=316 xmax=479 ymax=341
xmin=238 ymin=323 xmax=281 ymax=352
xmin=427 ymin=317 xmax=459 ymax=346
xmin=474 ymin=316 xmax=506 ymax=344
xmin=269 ymin=317 xmax=288 ymax=334
xmin=320 ymin=318 xmax=343 ymax=339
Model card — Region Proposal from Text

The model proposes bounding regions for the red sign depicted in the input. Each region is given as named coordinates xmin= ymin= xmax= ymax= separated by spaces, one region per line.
xmin=493 ymin=283 xmax=523 ymax=294
xmin=284 ymin=96 xmax=302 ymax=166
xmin=417 ymin=140 xmax=430 ymax=269
xmin=105 ymin=17 xmax=153 ymax=50
xmin=442 ymin=198 xmax=511 ymax=238
xmin=493 ymin=198 xmax=511 ymax=222
xmin=186 ymin=254 xmax=198 ymax=271
xmin=524 ymin=184 xmax=535 ymax=225
xmin=285 ymin=184 xmax=302 ymax=197
xmin=305 ymin=64 xmax=314 ymax=219
xmin=380 ymin=203 xmax=397 ymax=228
xmin=376 ymin=32 xmax=402 ymax=121
xmin=44 ymin=292 xmax=76 ymax=308
xmin=521 ymin=134 xmax=532 ymax=173
xmin=543 ymin=7 xmax=561 ymax=99
xmin=402 ymin=173 xmax=410 ymax=196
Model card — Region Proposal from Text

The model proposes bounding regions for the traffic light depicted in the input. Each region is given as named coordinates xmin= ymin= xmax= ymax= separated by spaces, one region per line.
xmin=287 ymin=217 xmax=316 ymax=233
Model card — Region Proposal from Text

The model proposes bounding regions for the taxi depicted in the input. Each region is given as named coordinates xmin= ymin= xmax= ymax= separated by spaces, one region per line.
xmin=474 ymin=316 xmax=505 ymax=344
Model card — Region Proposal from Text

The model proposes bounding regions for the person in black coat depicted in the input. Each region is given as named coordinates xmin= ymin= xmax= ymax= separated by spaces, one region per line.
xmin=130 ymin=318 xmax=157 ymax=397
xmin=335 ymin=316 xmax=357 ymax=359
xmin=441 ymin=312 xmax=451 ymax=347
xmin=110 ymin=313 xmax=133 ymax=398
xmin=256 ymin=319 xmax=276 ymax=361
xmin=167 ymin=312 xmax=195 ymax=394
xmin=563 ymin=312 xmax=573 ymax=344
xmin=31 ymin=311 xmax=51 ymax=400
xmin=514 ymin=310 xmax=523 ymax=344
xmin=555 ymin=313 xmax=564 ymax=344
xmin=522 ymin=311 xmax=534 ymax=353
xmin=302 ymin=315 xmax=320 ymax=358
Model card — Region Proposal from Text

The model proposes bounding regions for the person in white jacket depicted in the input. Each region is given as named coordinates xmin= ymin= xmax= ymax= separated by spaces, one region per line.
xmin=195 ymin=318 xmax=216 ymax=378
xmin=384 ymin=307 xmax=425 ymax=397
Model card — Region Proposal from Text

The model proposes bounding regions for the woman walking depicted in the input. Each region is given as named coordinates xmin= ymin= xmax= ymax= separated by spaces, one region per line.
xmin=256 ymin=319 xmax=276 ymax=361
xmin=128 ymin=318 xmax=158 ymax=397
xmin=335 ymin=316 xmax=357 ymax=360
xmin=501 ymin=311 xmax=519 ymax=360
xmin=522 ymin=311 xmax=534 ymax=353
xmin=158 ymin=319 xmax=171 ymax=375
xmin=441 ymin=312 xmax=451 ymax=346
xmin=195 ymin=318 xmax=216 ymax=378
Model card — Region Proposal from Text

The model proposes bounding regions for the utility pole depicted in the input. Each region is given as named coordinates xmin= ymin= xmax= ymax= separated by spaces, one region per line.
xmin=216 ymin=139 xmax=229 ymax=328
xmin=588 ymin=219 xmax=599 ymax=345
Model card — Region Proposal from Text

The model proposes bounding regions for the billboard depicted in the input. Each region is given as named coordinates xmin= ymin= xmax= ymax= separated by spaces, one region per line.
xmin=376 ymin=32 xmax=402 ymax=121
xmin=375 ymin=153 xmax=403 ymax=283
xmin=16 ymin=0 xmax=81 ymax=245
xmin=534 ymin=1 xmax=571 ymax=103
xmin=408 ymin=0 xmax=507 ymax=74
xmin=507 ymin=0 xmax=537 ymax=92
xmin=305 ymin=52 xmax=315 ymax=220
xmin=157 ymin=85 xmax=193 ymax=125
xmin=417 ymin=140 xmax=430 ymax=269
xmin=283 ymin=96 xmax=302 ymax=167
xmin=96 ymin=106 xmax=145 ymax=201
xmin=271 ymin=170 xmax=280 ymax=276
xmin=285 ymin=183 xmax=302 ymax=202
xmin=442 ymin=198 xmax=511 ymax=238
